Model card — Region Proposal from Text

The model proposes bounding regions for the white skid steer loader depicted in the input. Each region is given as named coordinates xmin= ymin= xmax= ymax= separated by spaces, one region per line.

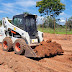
xmin=0 ymin=14 xmax=43 ymax=57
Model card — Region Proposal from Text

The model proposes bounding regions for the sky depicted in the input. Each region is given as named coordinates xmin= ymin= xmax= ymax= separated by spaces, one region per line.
xmin=0 ymin=0 xmax=72 ymax=25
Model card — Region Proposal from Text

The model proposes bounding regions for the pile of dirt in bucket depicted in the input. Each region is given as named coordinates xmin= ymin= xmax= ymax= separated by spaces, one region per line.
xmin=34 ymin=39 xmax=64 ymax=57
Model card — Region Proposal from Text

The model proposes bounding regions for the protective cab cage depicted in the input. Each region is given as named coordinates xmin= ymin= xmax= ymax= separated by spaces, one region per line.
xmin=12 ymin=14 xmax=38 ymax=39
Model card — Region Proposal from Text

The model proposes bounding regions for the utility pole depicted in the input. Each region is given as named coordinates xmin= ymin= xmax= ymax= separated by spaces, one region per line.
xmin=42 ymin=23 xmax=44 ymax=32
xmin=42 ymin=18 xmax=44 ymax=32
xmin=66 ymin=18 xmax=67 ymax=35
xmin=65 ymin=18 xmax=68 ymax=40
xmin=54 ymin=18 xmax=55 ymax=34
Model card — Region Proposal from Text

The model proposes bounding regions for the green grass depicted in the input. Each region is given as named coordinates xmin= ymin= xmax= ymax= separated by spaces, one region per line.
xmin=38 ymin=27 xmax=72 ymax=34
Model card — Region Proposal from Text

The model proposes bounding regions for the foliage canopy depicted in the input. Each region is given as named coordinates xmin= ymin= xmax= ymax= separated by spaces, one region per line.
xmin=23 ymin=12 xmax=32 ymax=15
xmin=36 ymin=0 xmax=65 ymax=17
xmin=67 ymin=16 xmax=72 ymax=31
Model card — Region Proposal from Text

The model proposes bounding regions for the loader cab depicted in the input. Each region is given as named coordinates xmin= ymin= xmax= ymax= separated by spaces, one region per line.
xmin=13 ymin=14 xmax=38 ymax=39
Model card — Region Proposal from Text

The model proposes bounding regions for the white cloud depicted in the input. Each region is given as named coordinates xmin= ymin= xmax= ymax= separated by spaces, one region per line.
xmin=60 ymin=17 xmax=65 ymax=23
xmin=2 ymin=3 xmax=14 ymax=8
xmin=60 ymin=12 xmax=65 ymax=15
xmin=1 ymin=3 xmax=15 ymax=14
xmin=61 ymin=0 xmax=65 ymax=2
xmin=60 ymin=20 xmax=65 ymax=23
xmin=0 ymin=10 xmax=4 ymax=13
xmin=1 ymin=0 xmax=36 ymax=14
xmin=15 ymin=0 xmax=36 ymax=7
xmin=56 ymin=17 xmax=66 ymax=25
xmin=2 ymin=0 xmax=36 ymax=8
xmin=61 ymin=0 xmax=66 ymax=4
xmin=58 ymin=12 xmax=71 ymax=25
xmin=60 ymin=17 xmax=65 ymax=20
xmin=37 ymin=16 xmax=44 ymax=24
xmin=0 ymin=10 xmax=8 ymax=13
xmin=59 ymin=12 xmax=71 ymax=20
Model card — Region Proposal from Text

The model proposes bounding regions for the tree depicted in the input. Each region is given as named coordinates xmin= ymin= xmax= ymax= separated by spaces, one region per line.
xmin=67 ymin=16 xmax=72 ymax=31
xmin=0 ymin=20 xmax=2 ymax=26
xmin=6 ymin=17 xmax=9 ymax=19
xmin=36 ymin=0 xmax=65 ymax=17
xmin=43 ymin=16 xmax=59 ymax=28
xmin=43 ymin=16 xmax=53 ymax=28
xmin=23 ymin=12 xmax=32 ymax=15
xmin=0 ymin=20 xmax=2 ymax=24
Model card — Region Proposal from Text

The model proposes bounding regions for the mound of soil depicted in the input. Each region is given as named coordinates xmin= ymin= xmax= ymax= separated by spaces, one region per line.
xmin=34 ymin=39 xmax=64 ymax=57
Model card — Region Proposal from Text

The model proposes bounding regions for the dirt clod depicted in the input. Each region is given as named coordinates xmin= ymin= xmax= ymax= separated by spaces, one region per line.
xmin=69 ymin=57 xmax=72 ymax=61
xmin=46 ymin=39 xmax=52 ymax=43
xmin=0 ymin=62 xmax=4 ymax=65
xmin=34 ymin=39 xmax=64 ymax=57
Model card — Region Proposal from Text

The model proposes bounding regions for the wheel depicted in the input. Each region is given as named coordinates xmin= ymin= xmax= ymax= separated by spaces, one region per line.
xmin=13 ymin=39 xmax=27 ymax=55
xmin=2 ymin=37 xmax=13 ymax=51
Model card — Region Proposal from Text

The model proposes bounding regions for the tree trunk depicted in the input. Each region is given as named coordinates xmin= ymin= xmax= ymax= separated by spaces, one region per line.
xmin=70 ymin=27 xmax=71 ymax=31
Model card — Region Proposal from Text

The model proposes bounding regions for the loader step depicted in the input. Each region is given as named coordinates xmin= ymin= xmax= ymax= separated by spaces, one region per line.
xmin=29 ymin=43 xmax=39 ymax=47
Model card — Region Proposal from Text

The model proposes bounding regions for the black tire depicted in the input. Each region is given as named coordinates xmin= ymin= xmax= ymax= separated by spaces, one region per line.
xmin=13 ymin=39 xmax=27 ymax=55
xmin=2 ymin=37 xmax=13 ymax=51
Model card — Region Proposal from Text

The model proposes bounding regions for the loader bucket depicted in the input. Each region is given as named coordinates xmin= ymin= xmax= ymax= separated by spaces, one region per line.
xmin=33 ymin=40 xmax=64 ymax=57
xmin=25 ymin=39 xmax=64 ymax=58
xmin=25 ymin=45 xmax=40 ymax=58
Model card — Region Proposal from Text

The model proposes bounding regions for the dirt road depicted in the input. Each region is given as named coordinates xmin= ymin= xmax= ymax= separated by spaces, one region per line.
xmin=0 ymin=33 xmax=72 ymax=72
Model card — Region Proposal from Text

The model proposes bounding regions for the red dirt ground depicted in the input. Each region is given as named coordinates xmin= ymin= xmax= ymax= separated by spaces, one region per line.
xmin=0 ymin=33 xmax=72 ymax=72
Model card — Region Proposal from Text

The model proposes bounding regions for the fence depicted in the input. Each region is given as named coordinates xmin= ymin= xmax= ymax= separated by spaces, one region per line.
xmin=38 ymin=18 xmax=72 ymax=35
